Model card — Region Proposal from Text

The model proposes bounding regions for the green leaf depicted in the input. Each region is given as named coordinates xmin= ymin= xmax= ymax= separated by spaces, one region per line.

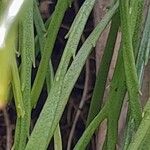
xmin=11 ymin=56 xmax=25 ymax=117
xmin=136 ymin=7 xmax=150 ymax=82
xmin=54 ymin=125 xmax=62 ymax=150
xmin=128 ymin=98 xmax=150 ymax=150
xmin=25 ymin=1 xmax=118 ymax=150
xmin=31 ymin=0 xmax=70 ymax=108
xmin=120 ymin=0 xmax=142 ymax=129
xmin=86 ymin=12 xmax=120 ymax=126
xmin=13 ymin=1 xmax=34 ymax=149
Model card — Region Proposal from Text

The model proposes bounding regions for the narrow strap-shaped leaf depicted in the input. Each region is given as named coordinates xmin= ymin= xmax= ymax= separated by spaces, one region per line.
xmin=25 ymin=2 xmax=118 ymax=150
xmin=145 ymin=33 xmax=150 ymax=65
xmin=54 ymin=125 xmax=62 ymax=150
xmin=74 ymin=45 xmax=125 ymax=150
xmin=0 ymin=43 xmax=12 ymax=109
xmin=120 ymin=0 xmax=142 ymax=129
xmin=136 ymin=7 xmax=150 ymax=83
xmin=128 ymin=98 xmax=150 ymax=150
xmin=129 ymin=0 xmax=142 ymax=35
xmin=31 ymin=0 xmax=70 ymax=108
xmin=122 ymin=1 xmax=144 ymax=148
xmin=13 ymin=117 xmax=21 ymax=149
xmin=33 ymin=0 xmax=46 ymax=51
xmin=33 ymin=0 xmax=54 ymax=93
xmin=74 ymin=1 xmax=144 ymax=148
xmin=33 ymin=1 xmax=62 ymax=148
xmin=55 ymin=0 xmax=98 ymax=83
xmin=14 ymin=1 xmax=34 ymax=149
xmin=86 ymin=12 xmax=120 ymax=126
xmin=11 ymin=27 xmax=25 ymax=116
xmin=11 ymin=55 xmax=25 ymax=117
xmin=48 ymin=0 xmax=101 ymax=131
xmin=138 ymin=125 xmax=150 ymax=150
xmin=123 ymin=7 xmax=150 ymax=150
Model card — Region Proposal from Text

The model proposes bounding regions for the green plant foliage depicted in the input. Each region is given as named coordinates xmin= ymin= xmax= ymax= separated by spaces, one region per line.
xmin=86 ymin=11 xmax=120 ymax=127
xmin=127 ymin=98 xmax=150 ymax=150
xmin=0 ymin=0 xmax=150 ymax=149
xmin=31 ymin=0 xmax=71 ymax=108
xmin=13 ymin=1 xmax=34 ymax=150
xmin=120 ymin=0 xmax=142 ymax=129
